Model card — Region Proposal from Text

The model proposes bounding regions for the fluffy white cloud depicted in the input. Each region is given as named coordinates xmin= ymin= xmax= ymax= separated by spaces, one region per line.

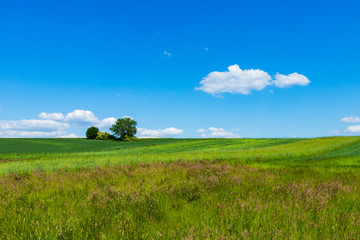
xmin=273 ymin=73 xmax=310 ymax=88
xmin=341 ymin=116 xmax=360 ymax=123
xmin=38 ymin=112 xmax=65 ymax=120
xmin=137 ymin=127 xmax=183 ymax=138
xmin=65 ymin=110 xmax=100 ymax=125
xmin=0 ymin=119 xmax=69 ymax=138
xmin=198 ymin=127 xmax=241 ymax=138
xmin=346 ymin=125 xmax=360 ymax=133
xmin=96 ymin=117 xmax=117 ymax=128
xmin=196 ymin=65 xmax=310 ymax=96
xmin=196 ymin=64 xmax=272 ymax=95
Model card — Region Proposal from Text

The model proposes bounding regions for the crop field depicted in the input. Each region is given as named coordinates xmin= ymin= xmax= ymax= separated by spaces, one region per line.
xmin=1 ymin=137 xmax=360 ymax=239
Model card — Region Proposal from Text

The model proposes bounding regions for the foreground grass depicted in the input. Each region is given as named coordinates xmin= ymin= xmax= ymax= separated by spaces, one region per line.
xmin=1 ymin=160 xmax=360 ymax=239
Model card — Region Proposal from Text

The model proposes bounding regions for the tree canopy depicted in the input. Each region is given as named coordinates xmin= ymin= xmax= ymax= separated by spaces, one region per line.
xmin=110 ymin=117 xmax=137 ymax=140
xmin=86 ymin=126 xmax=99 ymax=139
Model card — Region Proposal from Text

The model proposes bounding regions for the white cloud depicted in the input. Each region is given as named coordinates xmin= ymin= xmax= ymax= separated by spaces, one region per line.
xmin=198 ymin=127 xmax=241 ymax=138
xmin=59 ymin=133 xmax=79 ymax=138
xmin=65 ymin=110 xmax=100 ymax=125
xmin=195 ymin=64 xmax=272 ymax=95
xmin=273 ymin=72 xmax=310 ymax=88
xmin=137 ymin=127 xmax=183 ymax=138
xmin=96 ymin=117 xmax=117 ymax=128
xmin=346 ymin=125 xmax=360 ymax=133
xmin=341 ymin=116 xmax=360 ymax=123
xmin=196 ymin=65 xmax=310 ymax=96
xmin=39 ymin=112 xmax=65 ymax=120
xmin=0 ymin=119 xmax=69 ymax=132
xmin=0 ymin=119 xmax=69 ymax=138
xmin=0 ymin=110 xmax=121 ymax=138
xmin=204 ymin=48 xmax=209 ymax=51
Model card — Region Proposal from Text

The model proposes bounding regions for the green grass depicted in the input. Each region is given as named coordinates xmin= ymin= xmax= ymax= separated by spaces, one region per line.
xmin=0 ymin=138 xmax=186 ymax=154
xmin=1 ymin=137 xmax=360 ymax=239
xmin=1 ymin=137 xmax=359 ymax=175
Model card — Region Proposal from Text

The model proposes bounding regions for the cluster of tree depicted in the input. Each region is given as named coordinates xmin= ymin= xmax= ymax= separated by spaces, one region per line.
xmin=86 ymin=117 xmax=138 ymax=141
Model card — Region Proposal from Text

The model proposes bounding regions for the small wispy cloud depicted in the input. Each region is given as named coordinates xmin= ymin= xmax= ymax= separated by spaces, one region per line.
xmin=39 ymin=112 xmax=65 ymax=121
xmin=341 ymin=116 xmax=360 ymax=123
xmin=163 ymin=51 xmax=171 ymax=57
xmin=137 ymin=127 xmax=183 ymax=138
xmin=197 ymin=127 xmax=241 ymax=138
xmin=59 ymin=133 xmax=79 ymax=138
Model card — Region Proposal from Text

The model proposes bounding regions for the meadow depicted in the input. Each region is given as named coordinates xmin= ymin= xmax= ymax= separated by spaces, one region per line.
xmin=1 ymin=137 xmax=360 ymax=239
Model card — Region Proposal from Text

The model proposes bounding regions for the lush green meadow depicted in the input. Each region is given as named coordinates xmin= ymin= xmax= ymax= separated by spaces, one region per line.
xmin=1 ymin=137 xmax=360 ymax=239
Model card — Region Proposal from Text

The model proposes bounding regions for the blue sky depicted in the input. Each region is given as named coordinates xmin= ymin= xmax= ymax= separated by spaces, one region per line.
xmin=1 ymin=0 xmax=360 ymax=138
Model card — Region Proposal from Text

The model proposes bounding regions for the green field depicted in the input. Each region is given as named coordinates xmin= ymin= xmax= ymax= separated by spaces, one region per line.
xmin=1 ymin=137 xmax=360 ymax=239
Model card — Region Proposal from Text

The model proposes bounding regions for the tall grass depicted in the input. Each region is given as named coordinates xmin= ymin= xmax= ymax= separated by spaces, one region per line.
xmin=0 ymin=161 xmax=359 ymax=239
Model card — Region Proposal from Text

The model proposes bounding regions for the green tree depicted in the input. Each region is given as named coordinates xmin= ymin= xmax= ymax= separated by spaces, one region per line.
xmin=110 ymin=117 xmax=137 ymax=140
xmin=86 ymin=126 xmax=99 ymax=139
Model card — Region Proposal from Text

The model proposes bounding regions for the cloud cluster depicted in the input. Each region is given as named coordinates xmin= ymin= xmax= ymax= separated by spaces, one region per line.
xmin=0 ymin=119 xmax=69 ymax=132
xmin=196 ymin=64 xmax=310 ymax=96
xmin=0 ymin=110 xmax=118 ymax=138
xmin=1 ymin=110 xmax=184 ymax=138
xmin=197 ymin=127 xmax=241 ymax=138
xmin=137 ymin=127 xmax=183 ymax=138
xmin=39 ymin=110 xmax=118 ymax=128
xmin=340 ymin=115 xmax=360 ymax=133
xmin=0 ymin=119 xmax=70 ymax=138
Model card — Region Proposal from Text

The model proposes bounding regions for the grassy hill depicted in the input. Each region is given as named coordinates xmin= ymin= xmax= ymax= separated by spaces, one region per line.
xmin=0 ymin=137 xmax=360 ymax=239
